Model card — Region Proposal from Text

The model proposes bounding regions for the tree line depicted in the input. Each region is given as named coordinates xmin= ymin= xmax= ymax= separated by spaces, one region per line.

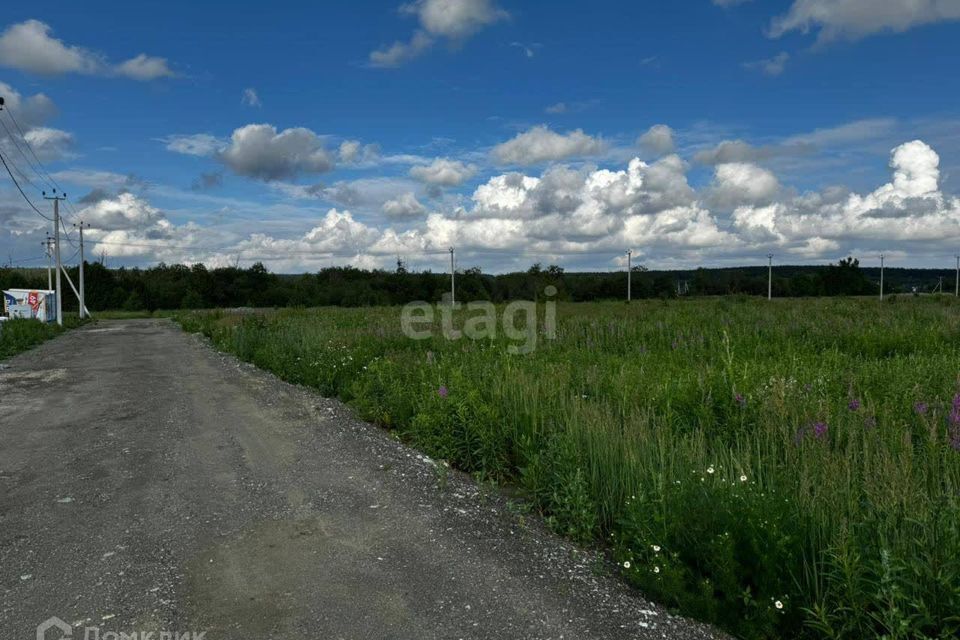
xmin=0 ymin=257 xmax=952 ymax=312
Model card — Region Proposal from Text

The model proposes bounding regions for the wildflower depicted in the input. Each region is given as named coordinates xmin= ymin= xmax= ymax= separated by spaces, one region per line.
xmin=775 ymin=600 xmax=784 ymax=610
xmin=812 ymin=421 xmax=828 ymax=439
xmin=438 ymin=385 xmax=449 ymax=398
xmin=623 ymin=561 xmax=631 ymax=569
xmin=915 ymin=402 xmax=929 ymax=415
xmin=734 ymin=392 xmax=746 ymax=408
xmin=740 ymin=474 xmax=747 ymax=482
xmin=651 ymin=545 xmax=661 ymax=553
xmin=653 ymin=566 xmax=660 ymax=574
xmin=848 ymin=399 xmax=861 ymax=412
xmin=706 ymin=466 xmax=715 ymax=474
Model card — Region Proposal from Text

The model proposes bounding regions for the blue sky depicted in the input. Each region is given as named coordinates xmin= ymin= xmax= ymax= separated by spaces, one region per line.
xmin=2 ymin=0 xmax=960 ymax=272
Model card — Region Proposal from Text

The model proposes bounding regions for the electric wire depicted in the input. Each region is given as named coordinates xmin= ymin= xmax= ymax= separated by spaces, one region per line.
xmin=0 ymin=113 xmax=54 ymax=192
xmin=0 ymin=148 xmax=53 ymax=221
xmin=2 ymin=103 xmax=63 ymax=191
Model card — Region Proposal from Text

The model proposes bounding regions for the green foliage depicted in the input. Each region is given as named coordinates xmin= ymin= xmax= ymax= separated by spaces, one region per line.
xmin=4 ymin=258 xmax=953 ymax=314
xmin=0 ymin=316 xmax=81 ymax=359
xmin=175 ymin=297 xmax=960 ymax=639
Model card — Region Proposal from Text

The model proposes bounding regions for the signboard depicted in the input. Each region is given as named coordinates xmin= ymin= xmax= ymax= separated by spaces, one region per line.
xmin=2 ymin=289 xmax=57 ymax=323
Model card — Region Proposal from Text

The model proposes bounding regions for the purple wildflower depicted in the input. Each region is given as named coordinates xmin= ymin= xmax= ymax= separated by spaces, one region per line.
xmin=915 ymin=402 xmax=929 ymax=415
xmin=438 ymin=385 xmax=449 ymax=399
xmin=848 ymin=399 xmax=861 ymax=412
xmin=812 ymin=421 xmax=828 ymax=440
xmin=734 ymin=392 xmax=746 ymax=408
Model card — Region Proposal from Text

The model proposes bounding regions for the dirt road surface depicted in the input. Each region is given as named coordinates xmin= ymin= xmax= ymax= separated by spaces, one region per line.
xmin=0 ymin=319 xmax=723 ymax=640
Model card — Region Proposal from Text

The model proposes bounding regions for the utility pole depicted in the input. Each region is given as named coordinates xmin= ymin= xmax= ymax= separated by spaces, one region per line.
xmin=74 ymin=221 xmax=87 ymax=319
xmin=767 ymin=254 xmax=773 ymax=301
xmin=43 ymin=189 xmax=66 ymax=326
xmin=449 ymin=247 xmax=455 ymax=307
xmin=42 ymin=236 xmax=53 ymax=290
xmin=879 ymin=254 xmax=885 ymax=301
xmin=626 ymin=249 xmax=632 ymax=302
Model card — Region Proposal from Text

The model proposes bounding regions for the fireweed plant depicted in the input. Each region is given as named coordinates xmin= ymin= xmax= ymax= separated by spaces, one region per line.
xmin=177 ymin=296 xmax=960 ymax=639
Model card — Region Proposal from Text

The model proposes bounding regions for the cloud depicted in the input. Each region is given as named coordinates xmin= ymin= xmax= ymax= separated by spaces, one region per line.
xmin=409 ymin=157 xmax=477 ymax=186
xmin=113 ymin=54 xmax=175 ymax=80
xmin=370 ymin=0 xmax=508 ymax=67
xmin=545 ymin=102 xmax=567 ymax=114
xmin=218 ymin=124 xmax=336 ymax=181
xmin=709 ymin=162 xmax=781 ymax=207
xmin=241 ymin=88 xmax=262 ymax=108
xmin=233 ymin=209 xmax=381 ymax=259
xmin=492 ymin=125 xmax=607 ymax=165
xmin=784 ymin=117 xmax=899 ymax=146
xmin=743 ymin=51 xmax=789 ymax=76
xmin=42 ymin=136 xmax=960 ymax=272
xmin=732 ymin=140 xmax=960 ymax=250
xmin=0 ymin=20 xmax=175 ymax=80
xmin=370 ymin=31 xmax=433 ymax=67
xmin=0 ymin=82 xmax=57 ymax=128
xmin=163 ymin=133 xmax=224 ymax=157
xmin=638 ymin=124 xmax=675 ymax=156
xmin=769 ymin=0 xmax=960 ymax=42
xmin=79 ymin=191 xmax=165 ymax=231
xmin=407 ymin=0 xmax=508 ymax=38
xmin=0 ymin=82 xmax=72 ymax=163
xmin=694 ymin=138 xmax=815 ymax=165
xmin=338 ymin=140 xmax=381 ymax=164
xmin=23 ymin=127 xmax=74 ymax=161
xmin=77 ymin=188 xmax=112 ymax=205
xmin=382 ymin=192 xmax=427 ymax=219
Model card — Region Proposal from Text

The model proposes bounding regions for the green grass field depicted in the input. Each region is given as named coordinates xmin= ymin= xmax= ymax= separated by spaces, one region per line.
xmin=0 ymin=315 xmax=83 ymax=360
xmin=177 ymin=297 xmax=960 ymax=639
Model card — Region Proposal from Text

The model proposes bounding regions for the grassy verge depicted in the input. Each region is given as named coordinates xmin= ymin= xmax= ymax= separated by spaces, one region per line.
xmin=0 ymin=315 xmax=84 ymax=359
xmin=176 ymin=298 xmax=960 ymax=639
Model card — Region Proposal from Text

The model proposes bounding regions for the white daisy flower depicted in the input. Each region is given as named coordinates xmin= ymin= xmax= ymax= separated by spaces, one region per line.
xmin=623 ymin=561 xmax=631 ymax=569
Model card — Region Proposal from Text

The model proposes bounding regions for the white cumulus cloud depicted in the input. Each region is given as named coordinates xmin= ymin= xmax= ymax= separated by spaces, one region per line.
xmin=218 ymin=124 xmax=336 ymax=181
xmin=409 ymin=157 xmax=477 ymax=186
xmin=492 ymin=126 xmax=607 ymax=166
xmin=0 ymin=20 xmax=174 ymax=80
xmin=638 ymin=124 xmax=675 ymax=156
xmin=382 ymin=192 xmax=428 ymax=219
xmin=370 ymin=0 xmax=507 ymax=67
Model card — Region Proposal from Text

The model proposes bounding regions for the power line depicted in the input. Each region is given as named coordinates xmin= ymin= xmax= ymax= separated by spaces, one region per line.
xmin=0 ymin=148 xmax=53 ymax=221
xmin=3 ymin=255 xmax=47 ymax=266
xmin=1 ymin=102 xmax=62 ymax=191
xmin=0 ymin=112 xmax=54 ymax=192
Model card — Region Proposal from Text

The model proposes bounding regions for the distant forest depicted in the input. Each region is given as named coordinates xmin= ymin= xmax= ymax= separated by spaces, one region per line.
xmin=0 ymin=258 xmax=956 ymax=312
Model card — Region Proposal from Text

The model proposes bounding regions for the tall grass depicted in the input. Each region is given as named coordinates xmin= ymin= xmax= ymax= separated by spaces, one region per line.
xmin=177 ymin=297 xmax=960 ymax=639
xmin=0 ymin=316 xmax=80 ymax=359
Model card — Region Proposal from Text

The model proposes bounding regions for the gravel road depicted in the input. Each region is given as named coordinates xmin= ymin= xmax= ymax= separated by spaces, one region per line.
xmin=0 ymin=319 xmax=724 ymax=640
